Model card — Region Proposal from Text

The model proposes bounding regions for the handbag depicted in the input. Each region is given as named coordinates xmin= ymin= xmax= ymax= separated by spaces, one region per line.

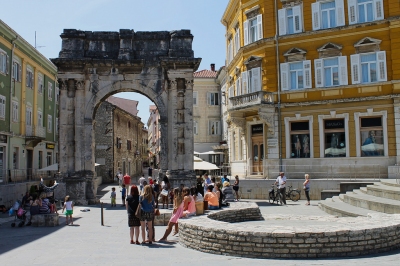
xmin=161 ymin=189 xmax=168 ymax=196
xmin=135 ymin=202 xmax=142 ymax=219
xmin=154 ymin=208 xmax=160 ymax=216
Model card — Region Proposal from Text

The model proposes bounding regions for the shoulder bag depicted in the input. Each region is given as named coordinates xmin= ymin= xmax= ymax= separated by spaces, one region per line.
xmin=135 ymin=198 xmax=142 ymax=219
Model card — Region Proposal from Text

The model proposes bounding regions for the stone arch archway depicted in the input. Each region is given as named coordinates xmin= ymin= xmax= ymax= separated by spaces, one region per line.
xmin=52 ymin=29 xmax=200 ymax=204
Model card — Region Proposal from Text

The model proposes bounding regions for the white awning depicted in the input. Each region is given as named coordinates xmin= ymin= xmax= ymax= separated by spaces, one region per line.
xmin=38 ymin=163 xmax=58 ymax=171
xmin=198 ymin=151 xmax=224 ymax=155
xmin=194 ymin=161 xmax=220 ymax=170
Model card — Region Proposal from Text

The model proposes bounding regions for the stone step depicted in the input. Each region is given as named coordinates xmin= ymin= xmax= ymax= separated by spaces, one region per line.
xmin=380 ymin=179 xmax=400 ymax=188
xmin=318 ymin=197 xmax=380 ymax=217
xmin=360 ymin=183 xmax=400 ymax=201
xmin=342 ymin=189 xmax=400 ymax=214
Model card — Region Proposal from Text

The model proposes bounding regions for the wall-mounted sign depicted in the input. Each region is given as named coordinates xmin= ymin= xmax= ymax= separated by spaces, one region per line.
xmin=251 ymin=124 xmax=263 ymax=135
xmin=46 ymin=143 xmax=55 ymax=149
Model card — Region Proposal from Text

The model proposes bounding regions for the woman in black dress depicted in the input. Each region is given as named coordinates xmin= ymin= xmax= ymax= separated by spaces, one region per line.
xmin=126 ymin=185 xmax=141 ymax=244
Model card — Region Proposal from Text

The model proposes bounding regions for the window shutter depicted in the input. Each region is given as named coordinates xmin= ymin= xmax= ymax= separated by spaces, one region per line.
xmin=350 ymin=54 xmax=361 ymax=84
xmin=207 ymin=92 xmax=211 ymax=105
xmin=376 ymin=51 xmax=387 ymax=81
xmin=208 ymin=121 xmax=211 ymax=135
xmin=280 ymin=63 xmax=289 ymax=91
xmin=314 ymin=59 xmax=324 ymax=88
xmin=241 ymin=71 xmax=248 ymax=94
xmin=348 ymin=0 xmax=358 ymax=25
xmin=338 ymin=56 xmax=348 ymax=85
xmin=293 ymin=5 xmax=303 ymax=33
xmin=252 ymin=67 xmax=261 ymax=92
xmin=257 ymin=14 xmax=263 ymax=40
xmin=6 ymin=55 xmax=9 ymax=74
xmin=243 ymin=20 xmax=249 ymax=45
xmin=228 ymin=85 xmax=234 ymax=97
xmin=236 ymin=77 xmax=242 ymax=95
xmin=228 ymin=41 xmax=233 ymax=63
xmin=278 ymin=9 xmax=287 ymax=36
xmin=234 ymin=29 xmax=240 ymax=54
xmin=303 ymin=60 xmax=312 ymax=88
xmin=335 ymin=0 xmax=345 ymax=26
xmin=311 ymin=2 xmax=321 ymax=31
xmin=18 ymin=64 xmax=21 ymax=81
xmin=217 ymin=121 xmax=221 ymax=135
xmin=26 ymin=70 xmax=29 ymax=86
xmin=373 ymin=0 xmax=384 ymax=20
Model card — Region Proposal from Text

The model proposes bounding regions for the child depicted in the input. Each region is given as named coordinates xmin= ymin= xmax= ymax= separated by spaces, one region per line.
xmin=62 ymin=195 xmax=74 ymax=225
xmin=110 ymin=187 xmax=116 ymax=207
xmin=121 ymin=184 xmax=126 ymax=207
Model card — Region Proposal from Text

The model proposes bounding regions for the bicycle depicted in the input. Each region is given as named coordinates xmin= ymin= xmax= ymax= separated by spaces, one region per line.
xmin=286 ymin=185 xmax=301 ymax=202
xmin=268 ymin=184 xmax=283 ymax=205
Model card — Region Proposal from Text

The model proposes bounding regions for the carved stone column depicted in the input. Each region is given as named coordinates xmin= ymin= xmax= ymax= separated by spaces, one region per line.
xmin=74 ymin=80 xmax=85 ymax=172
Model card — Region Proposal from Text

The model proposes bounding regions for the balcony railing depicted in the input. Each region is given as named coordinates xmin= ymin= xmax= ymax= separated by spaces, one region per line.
xmin=228 ymin=91 xmax=274 ymax=111
xmin=26 ymin=125 xmax=46 ymax=138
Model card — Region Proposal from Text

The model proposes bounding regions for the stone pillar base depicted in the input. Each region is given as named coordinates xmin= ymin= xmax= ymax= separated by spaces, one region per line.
xmin=166 ymin=170 xmax=196 ymax=189
xmin=31 ymin=214 xmax=59 ymax=227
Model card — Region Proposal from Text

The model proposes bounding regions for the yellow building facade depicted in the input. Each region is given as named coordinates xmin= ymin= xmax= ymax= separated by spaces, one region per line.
xmin=222 ymin=0 xmax=400 ymax=178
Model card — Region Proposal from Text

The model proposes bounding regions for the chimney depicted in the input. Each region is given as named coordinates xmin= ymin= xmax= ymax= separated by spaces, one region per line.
xmin=211 ymin=63 xmax=215 ymax=71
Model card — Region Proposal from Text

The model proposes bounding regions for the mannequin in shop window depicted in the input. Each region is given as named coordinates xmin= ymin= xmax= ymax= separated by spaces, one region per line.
xmin=303 ymin=135 xmax=309 ymax=158
xmin=295 ymin=135 xmax=301 ymax=158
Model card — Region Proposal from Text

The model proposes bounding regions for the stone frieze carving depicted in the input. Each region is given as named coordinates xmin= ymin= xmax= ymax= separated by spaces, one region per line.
xmin=259 ymin=108 xmax=276 ymax=135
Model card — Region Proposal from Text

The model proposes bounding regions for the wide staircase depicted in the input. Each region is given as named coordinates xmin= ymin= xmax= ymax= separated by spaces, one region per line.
xmin=319 ymin=179 xmax=400 ymax=217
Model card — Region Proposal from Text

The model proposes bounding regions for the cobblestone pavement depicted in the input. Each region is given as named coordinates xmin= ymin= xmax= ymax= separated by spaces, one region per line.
xmin=0 ymin=185 xmax=399 ymax=265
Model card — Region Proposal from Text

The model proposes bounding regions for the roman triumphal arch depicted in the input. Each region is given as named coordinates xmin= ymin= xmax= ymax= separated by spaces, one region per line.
xmin=52 ymin=29 xmax=201 ymax=204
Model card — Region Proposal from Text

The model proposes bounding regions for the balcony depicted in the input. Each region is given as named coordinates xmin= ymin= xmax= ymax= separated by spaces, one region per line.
xmin=228 ymin=91 xmax=274 ymax=112
xmin=25 ymin=125 xmax=46 ymax=147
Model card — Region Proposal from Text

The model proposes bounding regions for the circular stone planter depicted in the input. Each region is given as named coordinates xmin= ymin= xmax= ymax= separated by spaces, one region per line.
xmin=178 ymin=202 xmax=400 ymax=259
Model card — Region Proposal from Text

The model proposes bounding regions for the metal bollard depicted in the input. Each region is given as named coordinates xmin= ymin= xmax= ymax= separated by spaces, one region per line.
xmin=101 ymin=202 xmax=104 ymax=226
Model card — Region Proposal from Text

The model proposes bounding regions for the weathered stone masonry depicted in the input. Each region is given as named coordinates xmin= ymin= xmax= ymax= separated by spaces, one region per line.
xmin=52 ymin=29 xmax=201 ymax=204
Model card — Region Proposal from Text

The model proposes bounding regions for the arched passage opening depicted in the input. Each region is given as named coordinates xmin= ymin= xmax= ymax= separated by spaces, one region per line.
xmin=52 ymin=29 xmax=200 ymax=204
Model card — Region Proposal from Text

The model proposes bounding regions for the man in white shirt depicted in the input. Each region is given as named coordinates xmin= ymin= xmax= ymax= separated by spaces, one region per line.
xmin=274 ymin=172 xmax=287 ymax=205
xmin=139 ymin=175 xmax=146 ymax=193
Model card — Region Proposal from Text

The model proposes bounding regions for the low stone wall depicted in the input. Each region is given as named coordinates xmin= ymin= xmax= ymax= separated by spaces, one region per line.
xmin=31 ymin=213 xmax=59 ymax=227
xmin=179 ymin=203 xmax=400 ymax=258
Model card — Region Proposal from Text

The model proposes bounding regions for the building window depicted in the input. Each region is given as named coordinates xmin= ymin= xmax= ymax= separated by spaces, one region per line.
xmin=12 ymin=61 xmax=21 ymax=82
xmin=127 ymin=140 xmax=132 ymax=151
xmin=38 ymin=151 xmax=43 ymax=169
xmin=48 ymin=82 xmax=53 ymax=100
xmin=13 ymin=147 xmax=19 ymax=169
xmin=289 ymin=121 xmax=310 ymax=158
xmin=235 ymin=77 xmax=242 ymax=96
xmin=38 ymin=111 xmax=43 ymax=126
xmin=0 ymin=95 xmax=6 ymax=119
xmin=47 ymin=152 xmax=52 ymax=166
xmin=278 ymin=5 xmax=303 ymax=36
xmin=56 ymin=86 xmax=59 ymax=103
xmin=324 ymin=119 xmax=346 ymax=157
xmin=56 ymin=118 xmax=59 ymax=134
xmin=193 ymin=92 xmax=198 ymax=106
xmin=348 ymin=0 xmax=384 ymax=25
xmin=0 ymin=49 xmax=8 ymax=75
xmin=351 ymin=51 xmax=386 ymax=84
xmin=209 ymin=121 xmax=221 ymax=135
xmin=244 ymin=14 xmax=263 ymax=45
xmin=281 ymin=61 xmax=312 ymax=90
xmin=26 ymin=67 xmax=34 ymax=89
xmin=360 ymin=117 xmax=384 ymax=156
xmin=234 ymin=26 xmax=240 ymax=55
xmin=241 ymin=67 xmax=261 ymax=94
xmin=312 ymin=0 xmax=345 ymax=30
xmin=116 ymin=137 xmax=122 ymax=149
xmin=193 ymin=121 xmax=198 ymax=135
xmin=315 ymin=56 xmax=348 ymax=88
xmin=38 ymin=75 xmax=43 ymax=94
xmin=47 ymin=115 xmax=52 ymax=133
xmin=207 ymin=92 xmax=219 ymax=106
xmin=12 ymin=101 xmax=18 ymax=122
xmin=26 ymin=107 xmax=32 ymax=127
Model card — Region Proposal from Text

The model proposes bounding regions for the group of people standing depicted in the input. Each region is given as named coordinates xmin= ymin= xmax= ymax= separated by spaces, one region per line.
xmin=274 ymin=172 xmax=311 ymax=206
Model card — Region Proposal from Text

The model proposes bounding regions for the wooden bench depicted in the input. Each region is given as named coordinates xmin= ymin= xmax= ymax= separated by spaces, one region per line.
xmin=31 ymin=213 xmax=59 ymax=227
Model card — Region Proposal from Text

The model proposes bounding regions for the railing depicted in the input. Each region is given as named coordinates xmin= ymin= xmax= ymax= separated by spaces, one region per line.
xmin=228 ymin=91 xmax=274 ymax=111
xmin=25 ymin=125 xmax=46 ymax=138
xmin=0 ymin=168 xmax=57 ymax=185
xmin=263 ymin=164 xmax=383 ymax=180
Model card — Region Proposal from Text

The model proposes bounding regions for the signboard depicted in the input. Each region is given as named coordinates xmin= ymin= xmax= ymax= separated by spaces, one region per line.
xmin=46 ymin=143 xmax=55 ymax=149
xmin=324 ymin=119 xmax=344 ymax=129
xmin=251 ymin=124 xmax=263 ymax=135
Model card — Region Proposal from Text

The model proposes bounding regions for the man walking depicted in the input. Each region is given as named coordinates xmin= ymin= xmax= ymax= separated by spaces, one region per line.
xmin=274 ymin=172 xmax=287 ymax=205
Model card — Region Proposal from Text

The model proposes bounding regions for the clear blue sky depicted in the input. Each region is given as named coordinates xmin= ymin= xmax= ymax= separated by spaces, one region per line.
xmin=1 ymin=0 xmax=228 ymax=124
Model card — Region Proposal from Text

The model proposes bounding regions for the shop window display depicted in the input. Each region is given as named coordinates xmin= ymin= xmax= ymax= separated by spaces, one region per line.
xmin=290 ymin=121 xmax=310 ymax=158
xmin=360 ymin=117 xmax=383 ymax=156
xmin=324 ymin=119 xmax=346 ymax=157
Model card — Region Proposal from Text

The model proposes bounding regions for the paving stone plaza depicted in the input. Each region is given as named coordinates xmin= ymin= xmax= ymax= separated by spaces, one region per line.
xmin=1 ymin=184 xmax=400 ymax=265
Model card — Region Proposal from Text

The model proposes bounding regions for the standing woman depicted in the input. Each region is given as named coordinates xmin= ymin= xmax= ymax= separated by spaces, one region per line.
xmin=233 ymin=175 xmax=240 ymax=201
xmin=161 ymin=176 xmax=170 ymax=209
xmin=139 ymin=185 xmax=155 ymax=245
xmin=126 ymin=185 xmax=141 ymax=244
xmin=303 ymin=174 xmax=311 ymax=205
xmin=158 ymin=187 xmax=184 ymax=241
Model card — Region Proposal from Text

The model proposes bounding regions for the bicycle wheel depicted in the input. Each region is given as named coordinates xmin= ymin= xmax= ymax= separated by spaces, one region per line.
xmin=269 ymin=192 xmax=274 ymax=204
xmin=289 ymin=190 xmax=301 ymax=202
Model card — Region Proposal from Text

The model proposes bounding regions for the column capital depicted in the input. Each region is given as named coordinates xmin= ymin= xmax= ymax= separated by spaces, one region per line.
xmin=258 ymin=108 xmax=276 ymax=135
